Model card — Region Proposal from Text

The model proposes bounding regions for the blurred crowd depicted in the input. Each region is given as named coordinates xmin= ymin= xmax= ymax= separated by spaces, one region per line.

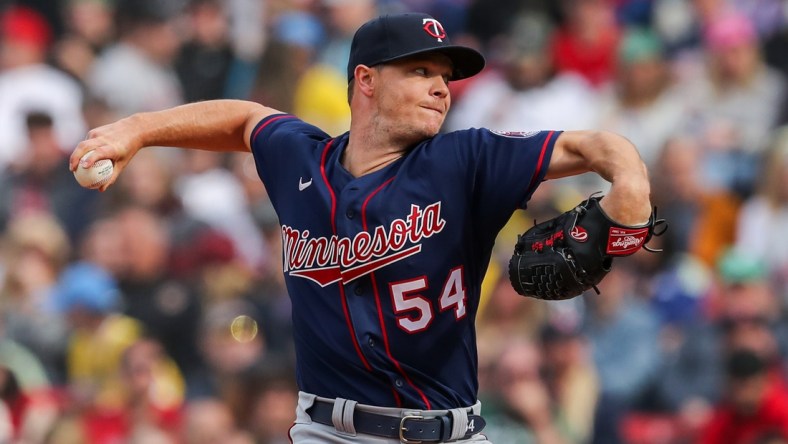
xmin=0 ymin=0 xmax=787 ymax=442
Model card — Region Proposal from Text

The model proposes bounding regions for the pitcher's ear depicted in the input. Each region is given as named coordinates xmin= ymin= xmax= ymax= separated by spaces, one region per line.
xmin=354 ymin=64 xmax=376 ymax=97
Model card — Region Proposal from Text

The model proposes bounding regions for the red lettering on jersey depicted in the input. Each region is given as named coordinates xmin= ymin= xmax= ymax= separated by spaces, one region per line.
xmin=282 ymin=202 xmax=446 ymax=286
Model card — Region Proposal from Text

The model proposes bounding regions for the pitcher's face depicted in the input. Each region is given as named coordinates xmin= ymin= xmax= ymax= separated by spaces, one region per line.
xmin=372 ymin=53 xmax=453 ymax=144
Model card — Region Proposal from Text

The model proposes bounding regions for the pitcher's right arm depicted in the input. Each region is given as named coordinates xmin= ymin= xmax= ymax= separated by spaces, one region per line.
xmin=69 ymin=100 xmax=277 ymax=191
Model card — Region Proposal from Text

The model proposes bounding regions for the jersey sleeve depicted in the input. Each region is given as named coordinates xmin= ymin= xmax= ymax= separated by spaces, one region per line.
xmin=247 ymin=113 xmax=331 ymax=205
xmin=430 ymin=128 xmax=560 ymax=234
xmin=458 ymin=128 xmax=558 ymax=209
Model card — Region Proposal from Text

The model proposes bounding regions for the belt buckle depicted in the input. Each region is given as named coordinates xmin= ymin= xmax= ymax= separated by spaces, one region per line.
xmin=399 ymin=415 xmax=424 ymax=443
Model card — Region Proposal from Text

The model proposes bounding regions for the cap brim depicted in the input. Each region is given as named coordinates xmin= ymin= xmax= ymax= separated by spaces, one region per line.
xmin=377 ymin=45 xmax=485 ymax=81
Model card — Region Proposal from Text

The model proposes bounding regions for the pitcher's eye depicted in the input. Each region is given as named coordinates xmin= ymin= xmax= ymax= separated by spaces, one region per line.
xmin=414 ymin=68 xmax=427 ymax=76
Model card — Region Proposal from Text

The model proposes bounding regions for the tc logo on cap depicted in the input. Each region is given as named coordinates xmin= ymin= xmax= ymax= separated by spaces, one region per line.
xmin=422 ymin=18 xmax=446 ymax=42
xmin=347 ymin=13 xmax=485 ymax=81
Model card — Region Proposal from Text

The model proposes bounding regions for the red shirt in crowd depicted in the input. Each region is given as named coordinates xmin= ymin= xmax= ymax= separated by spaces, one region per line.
xmin=702 ymin=373 xmax=788 ymax=444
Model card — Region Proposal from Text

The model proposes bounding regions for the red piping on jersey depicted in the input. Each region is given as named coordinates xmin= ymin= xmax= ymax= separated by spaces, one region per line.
xmin=320 ymin=139 xmax=338 ymax=233
xmin=320 ymin=139 xmax=372 ymax=371
xmin=251 ymin=114 xmax=294 ymax=143
xmin=361 ymin=177 xmax=395 ymax=231
xmin=362 ymin=178 xmax=433 ymax=410
xmin=526 ymin=130 xmax=555 ymax=195
xmin=391 ymin=388 xmax=402 ymax=407
xmin=287 ymin=423 xmax=295 ymax=444
xmin=369 ymin=273 xmax=432 ymax=409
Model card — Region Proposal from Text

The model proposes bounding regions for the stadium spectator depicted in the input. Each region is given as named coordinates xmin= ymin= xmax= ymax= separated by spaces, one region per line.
xmin=551 ymin=0 xmax=621 ymax=88
xmin=582 ymin=265 xmax=661 ymax=444
xmin=0 ymin=5 xmax=86 ymax=173
xmin=88 ymin=0 xmax=184 ymax=116
xmin=175 ymin=0 xmax=235 ymax=103
xmin=700 ymin=348 xmax=788 ymax=444
xmin=0 ymin=0 xmax=786 ymax=440
xmin=0 ymin=212 xmax=71 ymax=382
xmin=679 ymin=12 xmax=786 ymax=197
xmin=447 ymin=13 xmax=600 ymax=134
xmin=0 ymin=111 xmax=100 ymax=241
xmin=52 ymin=0 xmax=114 ymax=85
xmin=735 ymin=127 xmax=788 ymax=299
xmin=597 ymin=28 xmax=688 ymax=168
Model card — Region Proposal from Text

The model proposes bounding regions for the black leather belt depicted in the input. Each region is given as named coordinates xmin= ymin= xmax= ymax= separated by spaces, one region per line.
xmin=307 ymin=399 xmax=486 ymax=442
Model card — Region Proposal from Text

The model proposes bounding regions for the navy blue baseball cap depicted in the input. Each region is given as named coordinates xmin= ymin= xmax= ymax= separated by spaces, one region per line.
xmin=347 ymin=13 xmax=485 ymax=81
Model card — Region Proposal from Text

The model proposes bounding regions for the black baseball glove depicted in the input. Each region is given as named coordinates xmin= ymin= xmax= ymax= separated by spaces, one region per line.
xmin=508 ymin=195 xmax=666 ymax=301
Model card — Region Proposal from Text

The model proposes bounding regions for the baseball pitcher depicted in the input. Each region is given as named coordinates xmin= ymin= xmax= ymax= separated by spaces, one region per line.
xmin=71 ymin=13 xmax=662 ymax=443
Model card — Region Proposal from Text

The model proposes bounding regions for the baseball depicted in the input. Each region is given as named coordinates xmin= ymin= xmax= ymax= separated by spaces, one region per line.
xmin=74 ymin=152 xmax=114 ymax=189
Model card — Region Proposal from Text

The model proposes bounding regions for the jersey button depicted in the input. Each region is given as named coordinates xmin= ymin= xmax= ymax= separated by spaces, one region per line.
xmin=367 ymin=338 xmax=375 ymax=348
xmin=395 ymin=379 xmax=404 ymax=388
xmin=354 ymin=286 xmax=364 ymax=295
xmin=346 ymin=209 xmax=355 ymax=219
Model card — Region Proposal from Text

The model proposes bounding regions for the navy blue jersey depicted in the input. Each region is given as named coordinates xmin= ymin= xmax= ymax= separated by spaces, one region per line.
xmin=250 ymin=114 xmax=558 ymax=410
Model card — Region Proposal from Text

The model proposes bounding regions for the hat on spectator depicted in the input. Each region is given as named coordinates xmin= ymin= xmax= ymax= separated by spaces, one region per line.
xmin=540 ymin=318 xmax=583 ymax=343
xmin=273 ymin=11 xmax=325 ymax=50
xmin=114 ymin=0 xmax=183 ymax=31
xmin=717 ymin=248 xmax=767 ymax=285
xmin=0 ymin=6 xmax=52 ymax=49
xmin=323 ymin=0 xmax=373 ymax=6
xmin=618 ymin=28 xmax=664 ymax=64
xmin=704 ymin=12 xmax=756 ymax=51
xmin=54 ymin=262 xmax=121 ymax=313
xmin=347 ymin=12 xmax=485 ymax=81
xmin=502 ymin=13 xmax=554 ymax=60
xmin=726 ymin=348 xmax=766 ymax=379
xmin=170 ymin=227 xmax=236 ymax=277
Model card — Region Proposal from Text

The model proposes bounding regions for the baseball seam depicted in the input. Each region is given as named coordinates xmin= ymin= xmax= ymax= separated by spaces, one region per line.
xmin=79 ymin=160 xmax=113 ymax=188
